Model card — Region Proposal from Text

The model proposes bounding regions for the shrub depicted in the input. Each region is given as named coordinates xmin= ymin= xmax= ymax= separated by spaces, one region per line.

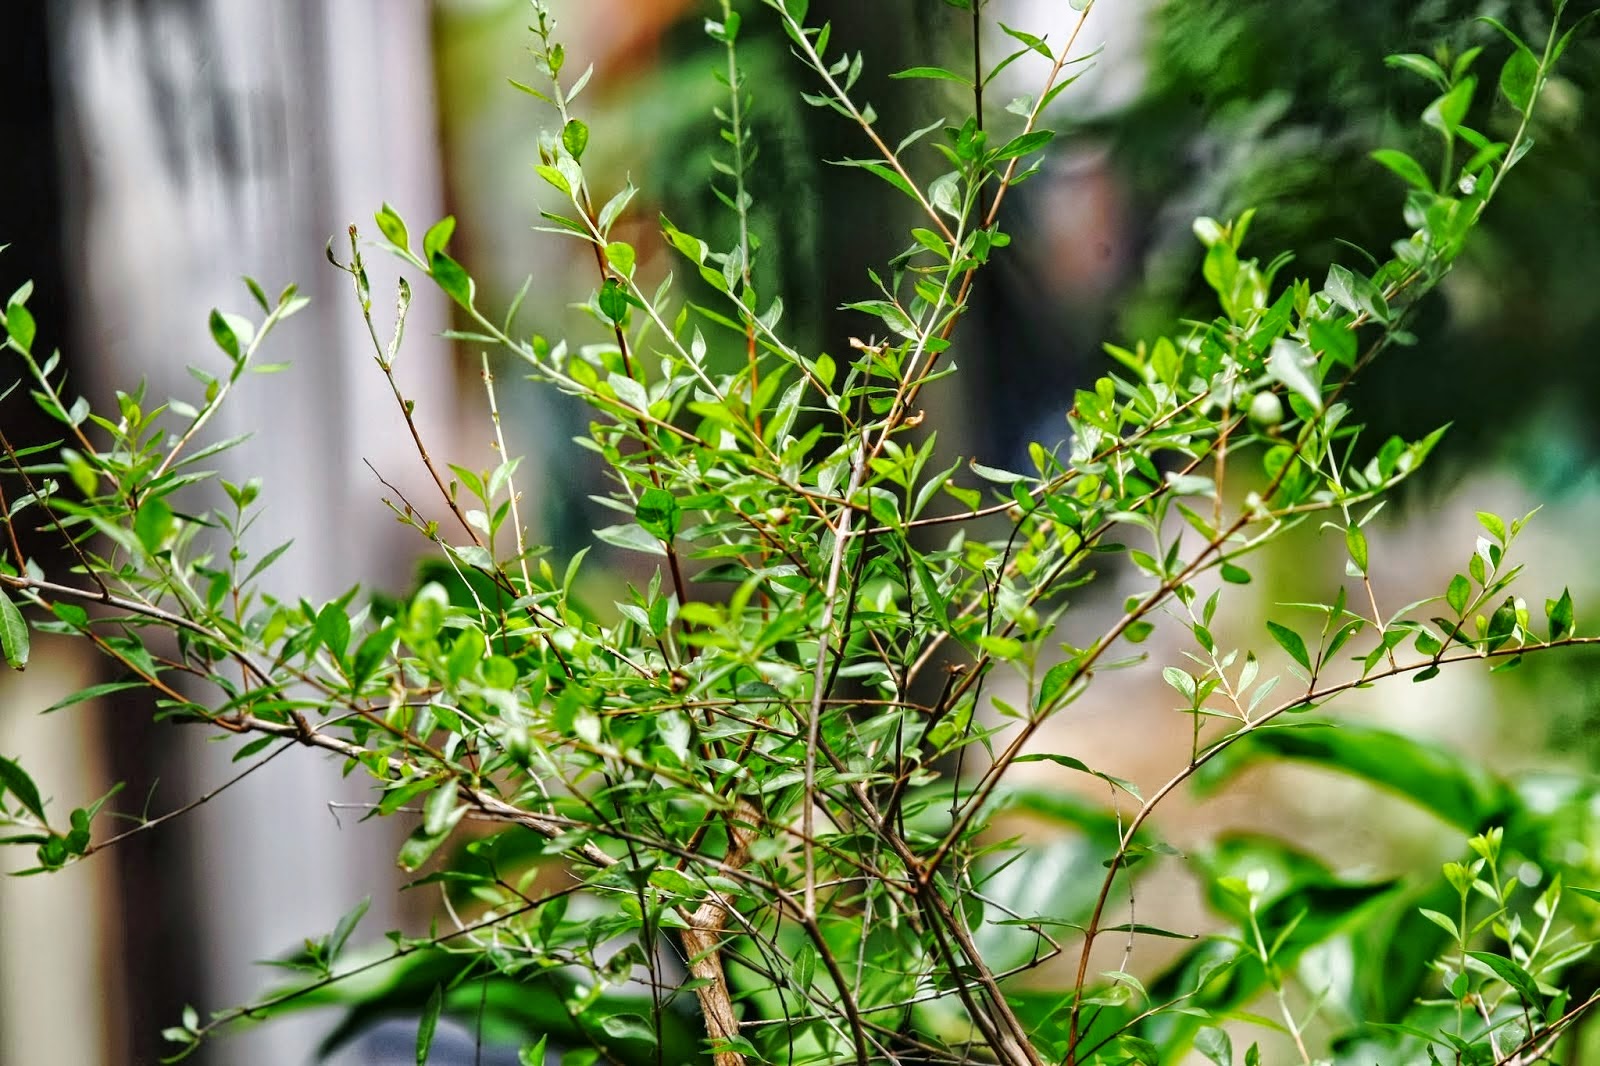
xmin=2 ymin=2 xmax=1597 ymax=1063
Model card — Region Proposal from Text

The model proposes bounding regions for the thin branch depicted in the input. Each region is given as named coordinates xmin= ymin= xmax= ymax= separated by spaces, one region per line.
xmin=82 ymin=739 xmax=298 ymax=856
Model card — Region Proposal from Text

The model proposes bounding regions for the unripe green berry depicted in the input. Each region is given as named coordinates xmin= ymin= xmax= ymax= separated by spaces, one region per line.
xmin=1248 ymin=390 xmax=1284 ymax=430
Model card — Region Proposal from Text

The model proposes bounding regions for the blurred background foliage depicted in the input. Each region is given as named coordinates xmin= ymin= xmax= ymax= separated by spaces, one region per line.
xmin=1114 ymin=0 xmax=1600 ymax=475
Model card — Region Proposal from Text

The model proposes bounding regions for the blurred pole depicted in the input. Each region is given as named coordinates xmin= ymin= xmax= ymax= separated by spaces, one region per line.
xmin=0 ymin=5 xmax=123 ymax=1063
xmin=53 ymin=1 xmax=453 ymax=1062
xmin=0 ymin=647 xmax=118 ymax=1065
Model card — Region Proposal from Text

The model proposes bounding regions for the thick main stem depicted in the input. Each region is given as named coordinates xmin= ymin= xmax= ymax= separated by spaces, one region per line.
xmin=678 ymin=803 xmax=760 ymax=1066
xmin=682 ymin=916 xmax=744 ymax=1066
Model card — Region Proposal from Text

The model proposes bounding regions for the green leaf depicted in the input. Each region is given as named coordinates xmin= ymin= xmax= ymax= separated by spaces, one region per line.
xmin=1485 ymin=597 xmax=1518 ymax=652
xmin=842 ymin=159 xmax=919 ymax=201
xmin=1475 ymin=15 xmax=1531 ymax=55
xmin=535 ymin=164 xmax=571 ymax=196
xmin=55 ymin=447 xmax=94 ymax=497
xmin=1417 ymin=907 xmax=1459 ymax=940
xmin=968 ymin=460 xmax=1026 ymax=483
xmin=1423 ymin=77 xmax=1476 ymax=139
xmin=1370 ymin=148 xmax=1433 ymax=192
xmin=1554 ymin=10 xmax=1600 ymax=65
xmin=423 ymin=216 xmax=456 ymax=261
xmin=1547 ymin=588 xmax=1574 ymax=641
xmin=1307 ymin=317 xmax=1357 ymax=369
xmin=1498 ymin=47 xmax=1539 ymax=112
xmin=561 ymin=118 xmax=589 ymax=160
xmin=1466 ymin=950 xmax=1543 ymax=1006
xmin=1324 ymin=264 xmax=1390 ymax=323
xmin=7 ymin=301 xmax=38 ymax=351
xmin=428 ymin=251 xmax=474 ymax=309
xmin=598 ymin=1013 xmax=655 ymax=1041
xmin=792 ymin=943 xmax=817 ymax=990
xmin=375 ymin=203 xmax=409 ymax=250
xmin=704 ymin=12 xmax=740 ymax=43
xmin=605 ymin=241 xmax=635 ymax=279
xmin=0 ymin=588 xmax=27 ymax=671
xmin=398 ymin=823 xmax=452 ymax=872
xmin=910 ymin=553 xmax=950 ymax=631
xmin=423 ymin=780 xmax=459 ymax=836
xmin=1267 ymin=340 xmax=1322 ymax=412
xmin=244 ymin=538 xmax=295 ymax=587
xmin=598 ymin=277 xmax=628 ymax=324
xmin=315 ymin=601 xmax=352 ymax=661
xmin=1162 ymin=666 xmax=1197 ymax=702
xmin=605 ymin=371 xmax=648 ymax=414
xmin=1125 ymin=620 xmax=1156 ymax=643
xmin=1195 ymin=1027 xmax=1233 ymax=1066
xmin=999 ymin=23 xmax=1052 ymax=58
xmin=328 ymin=896 xmax=371 ymax=963
xmin=0 ymin=753 xmax=46 ymax=821
xmin=635 ymin=488 xmax=681 ymax=541
xmin=1037 ymin=660 xmax=1084 ymax=710
xmin=977 ymin=634 xmax=1023 ymax=660
xmin=208 ymin=308 xmax=242 ymax=360
xmin=1385 ymin=53 xmax=1449 ymax=92
xmin=1014 ymin=752 xmax=1142 ymax=800
xmin=597 ymin=183 xmax=637 ymax=235
xmin=841 ymin=298 xmax=916 ymax=339
xmin=1179 ymin=837 xmax=1401 ymax=1016
xmin=134 ymin=496 xmax=176 ymax=556
xmin=37 ymin=680 xmax=144 ymax=716
xmin=1102 ymin=923 xmax=1198 ymax=941
xmin=416 ymin=984 xmax=442 ymax=1064
xmin=243 ymin=275 xmax=270 ymax=312
xmin=1266 ymin=620 xmax=1311 ymax=671
xmin=889 ymin=66 xmax=971 ymax=86
xmin=909 ymin=228 xmax=951 ymax=260
xmin=1447 ymin=574 xmax=1471 ymax=616
xmin=1345 ymin=526 xmax=1368 ymax=574
xmin=594 ymin=522 xmax=667 ymax=557
xmin=993 ymin=130 xmax=1055 ymax=161
xmin=351 ymin=622 xmax=397 ymax=687
xmin=445 ymin=627 xmax=485 ymax=686
xmin=1220 ymin=562 xmax=1252 ymax=585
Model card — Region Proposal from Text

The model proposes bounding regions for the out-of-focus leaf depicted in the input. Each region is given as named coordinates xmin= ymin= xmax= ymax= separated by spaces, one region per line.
xmin=0 ymin=754 xmax=46 ymax=822
xmin=415 ymin=984 xmax=442 ymax=1064
xmin=1193 ymin=720 xmax=1511 ymax=831
xmin=0 ymin=588 xmax=28 ymax=670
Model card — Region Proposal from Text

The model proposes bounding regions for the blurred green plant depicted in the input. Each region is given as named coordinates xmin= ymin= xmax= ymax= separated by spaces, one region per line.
xmin=1113 ymin=0 xmax=1600 ymax=463
xmin=2 ymin=1 xmax=1598 ymax=1063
